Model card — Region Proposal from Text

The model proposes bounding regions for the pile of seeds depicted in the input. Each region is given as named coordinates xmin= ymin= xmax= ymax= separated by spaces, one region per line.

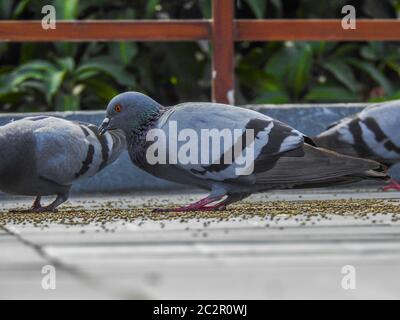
xmin=0 ymin=199 xmax=399 ymax=227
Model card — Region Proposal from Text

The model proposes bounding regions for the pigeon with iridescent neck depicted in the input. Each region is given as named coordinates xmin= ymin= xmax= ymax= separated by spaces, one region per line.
xmin=99 ymin=91 xmax=388 ymax=212
xmin=314 ymin=100 xmax=400 ymax=191
xmin=0 ymin=116 xmax=126 ymax=212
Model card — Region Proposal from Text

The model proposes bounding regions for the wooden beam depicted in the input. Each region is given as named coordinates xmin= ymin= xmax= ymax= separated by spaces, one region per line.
xmin=2 ymin=17 xmax=400 ymax=105
xmin=236 ymin=19 xmax=400 ymax=41
xmin=212 ymin=0 xmax=235 ymax=104
xmin=0 ymin=20 xmax=211 ymax=41
xmin=1 ymin=19 xmax=400 ymax=42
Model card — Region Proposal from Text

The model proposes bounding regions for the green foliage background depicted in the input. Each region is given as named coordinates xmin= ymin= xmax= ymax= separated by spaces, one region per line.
xmin=1 ymin=0 xmax=400 ymax=112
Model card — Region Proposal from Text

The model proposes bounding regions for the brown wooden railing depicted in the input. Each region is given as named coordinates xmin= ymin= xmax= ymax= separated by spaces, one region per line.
xmin=1 ymin=0 xmax=400 ymax=104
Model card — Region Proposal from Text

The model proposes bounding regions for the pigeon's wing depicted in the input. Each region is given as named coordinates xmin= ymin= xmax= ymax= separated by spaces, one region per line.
xmin=314 ymin=100 xmax=400 ymax=163
xmin=32 ymin=117 xmax=125 ymax=186
xmin=313 ymin=115 xmax=363 ymax=158
xmin=323 ymin=115 xmax=354 ymax=131
xmin=152 ymin=103 xmax=309 ymax=184
xmin=253 ymin=143 xmax=383 ymax=187
xmin=321 ymin=101 xmax=383 ymax=131
xmin=358 ymin=100 xmax=400 ymax=159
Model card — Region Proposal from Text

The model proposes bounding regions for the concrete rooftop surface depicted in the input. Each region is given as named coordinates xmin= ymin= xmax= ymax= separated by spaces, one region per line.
xmin=1 ymin=185 xmax=400 ymax=299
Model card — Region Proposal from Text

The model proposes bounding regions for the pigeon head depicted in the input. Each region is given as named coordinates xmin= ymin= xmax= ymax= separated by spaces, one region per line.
xmin=99 ymin=91 xmax=162 ymax=135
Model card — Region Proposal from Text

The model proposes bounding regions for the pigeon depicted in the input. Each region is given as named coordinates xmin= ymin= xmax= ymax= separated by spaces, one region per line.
xmin=99 ymin=92 xmax=387 ymax=211
xmin=314 ymin=100 xmax=400 ymax=191
xmin=0 ymin=116 xmax=126 ymax=211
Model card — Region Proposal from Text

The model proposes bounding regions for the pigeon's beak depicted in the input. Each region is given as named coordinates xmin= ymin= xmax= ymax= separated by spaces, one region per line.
xmin=99 ymin=118 xmax=110 ymax=136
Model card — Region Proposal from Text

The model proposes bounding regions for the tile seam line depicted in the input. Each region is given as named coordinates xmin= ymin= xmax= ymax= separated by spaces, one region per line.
xmin=0 ymin=224 xmax=87 ymax=278
xmin=0 ymin=224 xmax=152 ymax=299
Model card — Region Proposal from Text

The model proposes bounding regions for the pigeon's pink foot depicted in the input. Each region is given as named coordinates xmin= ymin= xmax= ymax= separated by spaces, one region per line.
xmin=383 ymin=179 xmax=400 ymax=191
xmin=153 ymin=195 xmax=225 ymax=213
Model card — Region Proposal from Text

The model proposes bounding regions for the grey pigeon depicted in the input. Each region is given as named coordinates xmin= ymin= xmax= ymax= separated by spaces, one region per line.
xmin=314 ymin=100 xmax=400 ymax=191
xmin=0 ymin=116 xmax=126 ymax=211
xmin=99 ymin=92 xmax=387 ymax=211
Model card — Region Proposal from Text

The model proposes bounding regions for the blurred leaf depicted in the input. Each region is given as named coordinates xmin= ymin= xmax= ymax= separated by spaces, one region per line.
xmin=237 ymin=65 xmax=274 ymax=90
xmin=200 ymin=0 xmax=212 ymax=18
xmin=305 ymin=86 xmax=360 ymax=102
xmin=360 ymin=42 xmax=386 ymax=62
xmin=13 ymin=0 xmax=31 ymax=18
xmin=348 ymin=59 xmax=394 ymax=94
xmin=9 ymin=69 xmax=45 ymax=87
xmin=265 ymin=44 xmax=292 ymax=81
xmin=361 ymin=46 xmax=379 ymax=61
xmin=45 ymin=70 xmax=66 ymax=103
xmin=0 ymin=66 xmax=14 ymax=75
xmin=54 ymin=0 xmax=78 ymax=19
xmin=19 ymin=79 xmax=46 ymax=93
xmin=0 ymin=91 xmax=25 ymax=103
xmin=0 ymin=0 xmax=12 ymax=19
xmin=54 ymin=43 xmax=77 ymax=57
xmin=74 ymin=69 xmax=101 ymax=81
xmin=76 ymin=60 xmax=135 ymax=87
xmin=363 ymin=0 xmax=395 ymax=18
xmin=386 ymin=60 xmax=400 ymax=76
xmin=17 ymin=60 xmax=56 ymax=72
xmin=322 ymin=60 xmax=358 ymax=92
xmin=309 ymin=41 xmax=336 ymax=57
xmin=368 ymin=90 xmax=400 ymax=102
xmin=253 ymin=90 xmax=290 ymax=104
xmin=145 ymin=0 xmax=160 ymax=18
xmin=110 ymin=42 xmax=138 ymax=66
xmin=240 ymin=47 xmax=267 ymax=67
xmin=1 ymin=0 xmax=400 ymax=110
xmin=265 ymin=42 xmax=313 ymax=99
xmin=269 ymin=0 xmax=283 ymax=17
xmin=83 ymin=79 xmax=118 ymax=102
xmin=244 ymin=0 xmax=266 ymax=18
xmin=20 ymin=43 xmax=41 ymax=63
xmin=55 ymin=94 xmax=80 ymax=111
xmin=330 ymin=43 xmax=359 ymax=58
xmin=55 ymin=57 xmax=75 ymax=72
xmin=287 ymin=43 xmax=313 ymax=98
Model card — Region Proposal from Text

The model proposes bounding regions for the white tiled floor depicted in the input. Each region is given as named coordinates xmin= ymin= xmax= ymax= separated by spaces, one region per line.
xmin=1 ymin=188 xmax=400 ymax=299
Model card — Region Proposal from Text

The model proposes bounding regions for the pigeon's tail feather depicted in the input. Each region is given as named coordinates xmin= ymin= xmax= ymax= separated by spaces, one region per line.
xmin=255 ymin=144 xmax=388 ymax=187
xmin=343 ymin=167 xmax=389 ymax=184
xmin=289 ymin=168 xmax=389 ymax=189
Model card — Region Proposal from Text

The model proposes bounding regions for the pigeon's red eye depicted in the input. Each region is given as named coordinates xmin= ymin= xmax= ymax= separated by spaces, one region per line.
xmin=114 ymin=104 xmax=122 ymax=113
